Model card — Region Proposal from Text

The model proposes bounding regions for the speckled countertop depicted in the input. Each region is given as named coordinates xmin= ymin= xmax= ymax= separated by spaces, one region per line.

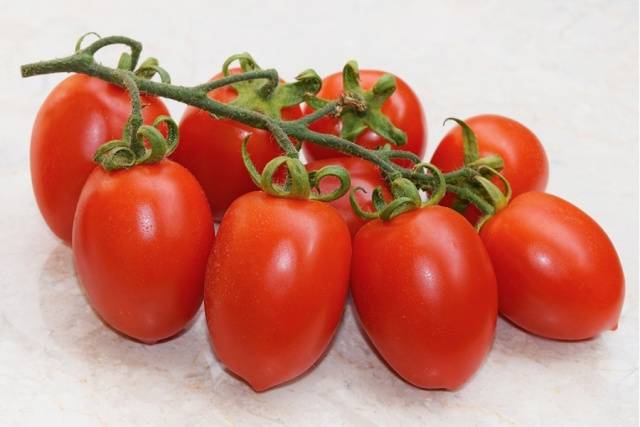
xmin=0 ymin=1 xmax=637 ymax=425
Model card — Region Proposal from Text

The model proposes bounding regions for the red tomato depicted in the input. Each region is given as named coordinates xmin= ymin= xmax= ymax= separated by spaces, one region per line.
xmin=480 ymin=192 xmax=624 ymax=340
xmin=73 ymin=160 xmax=214 ymax=343
xmin=351 ymin=207 xmax=497 ymax=390
xmin=30 ymin=74 xmax=169 ymax=244
xmin=305 ymin=157 xmax=391 ymax=237
xmin=172 ymin=70 xmax=302 ymax=221
xmin=431 ymin=114 xmax=548 ymax=223
xmin=302 ymin=70 xmax=426 ymax=163
xmin=204 ymin=191 xmax=351 ymax=391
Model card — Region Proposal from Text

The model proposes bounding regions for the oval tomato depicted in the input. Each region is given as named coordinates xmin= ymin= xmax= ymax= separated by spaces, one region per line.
xmin=480 ymin=192 xmax=624 ymax=340
xmin=172 ymin=70 xmax=302 ymax=221
xmin=204 ymin=191 xmax=351 ymax=391
xmin=305 ymin=157 xmax=391 ymax=237
xmin=302 ymin=70 xmax=426 ymax=163
xmin=30 ymin=74 xmax=169 ymax=244
xmin=351 ymin=207 xmax=497 ymax=390
xmin=72 ymin=160 xmax=214 ymax=343
xmin=431 ymin=114 xmax=548 ymax=223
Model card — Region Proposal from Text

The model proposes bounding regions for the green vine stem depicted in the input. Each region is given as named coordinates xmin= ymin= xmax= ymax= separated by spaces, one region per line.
xmin=21 ymin=34 xmax=502 ymax=214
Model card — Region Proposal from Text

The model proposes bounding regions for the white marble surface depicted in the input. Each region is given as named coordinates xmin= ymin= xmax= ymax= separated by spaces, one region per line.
xmin=0 ymin=0 xmax=638 ymax=425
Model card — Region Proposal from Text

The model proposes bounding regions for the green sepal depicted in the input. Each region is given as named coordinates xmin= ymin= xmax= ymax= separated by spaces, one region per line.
xmin=371 ymin=187 xmax=387 ymax=211
xmin=390 ymin=178 xmax=421 ymax=206
xmin=378 ymin=196 xmax=418 ymax=221
xmin=93 ymin=115 xmax=180 ymax=172
xmin=222 ymin=53 xmax=322 ymax=119
xmin=412 ymin=162 xmax=446 ymax=206
xmin=452 ymin=197 xmax=471 ymax=214
xmin=475 ymin=176 xmax=508 ymax=212
xmin=117 ymin=52 xmax=133 ymax=71
xmin=444 ymin=117 xmax=479 ymax=165
xmin=135 ymin=57 xmax=171 ymax=83
xmin=468 ymin=154 xmax=504 ymax=171
xmin=304 ymin=94 xmax=330 ymax=111
xmin=335 ymin=61 xmax=407 ymax=147
xmin=93 ymin=140 xmax=135 ymax=171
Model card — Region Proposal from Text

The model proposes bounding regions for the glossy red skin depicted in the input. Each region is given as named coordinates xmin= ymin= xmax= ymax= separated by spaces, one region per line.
xmin=72 ymin=160 xmax=214 ymax=343
xmin=305 ymin=157 xmax=391 ymax=237
xmin=172 ymin=70 xmax=302 ymax=221
xmin=480 ymin=192 xmax=624 ymax=340
xmin=351 ymin=207 xmax=497 ymax=390
xmin=30 ymin=74 xmax=169 ymax=244
xmin=205 ymin=191 xmax=351 ymax=391
xmin=431 ymin=114 xmax=549 ymax=223
xmin=302 ymin=70 xmax=426 ymax=163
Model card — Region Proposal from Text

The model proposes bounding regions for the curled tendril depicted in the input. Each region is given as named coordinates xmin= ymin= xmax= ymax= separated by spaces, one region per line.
xmin=222 ymin=52 xmax=260 ymax=76
xmin=93 ymin=140 xmax=136 ymax=171
xmin=93 ymin=115 xmax=179 ymax=171
xmin=350 ymin=162 xmax=447 ymax=221
xmin=135 ymin=57 xmax=172 ymax=83
xmin=241 ymin=136 xmax=311 ymax=199
xmin=75 ymin=32 xmax=101 ymax=52
xmin=413 ymin=162 xmax=446 ymax=206
xmin=349 ymin=188 xmax=380 ymax=220
xmin=242 ymin=135 xmax=351 ymax=201
xmin=151 ymin=115 xmax=179 ymax=155
xmin=309 ymin=165 xmax=351 ymax=202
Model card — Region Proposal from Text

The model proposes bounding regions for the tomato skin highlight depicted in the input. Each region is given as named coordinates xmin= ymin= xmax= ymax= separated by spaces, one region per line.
xmin=302 ymin=70 xmax=426 ymax=163
xmin=30 ymin=74 xmax=169 ymax=244
xmin=172 ymin=70 xmax=302 ymax=221
xmin=431 ymin=114 xmax=548 ymax=223
xmin=305 ymin=157 xmax=391 ymax=237
xmin=72 ymin=160 xmax=214 ymax=343
xmin=480 ymin=192 xmax=624 ymax=340
xmin=351 ymin=207 xmax=497 ymax=390
xmin=204 ymin=191 xmax=351 ymax=391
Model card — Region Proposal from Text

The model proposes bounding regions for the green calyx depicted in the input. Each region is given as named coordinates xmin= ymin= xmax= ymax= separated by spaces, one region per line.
xmin=306 ymin=60 xmax=407 ymax=147
xmin=94 ymin=115 xmax=178 ymax=171
xmin=441 ymin=117 xmax=512 ymax=223
xmin=350 ymin=162 xmax=445 ymax=221
xmin=241 ymin=137 xmax=351 ymax=201
xmin=221 ymin=53 xmax=321 ymax=119
xmin=93 ymin=70 xmax=178 ymax=171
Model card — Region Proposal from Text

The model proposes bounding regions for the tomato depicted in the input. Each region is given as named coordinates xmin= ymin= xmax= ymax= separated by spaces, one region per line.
xmin=302 ymin=70 xmax=426 ymax=163
xmin=351 ymin=207 xmax=497 ymax=390
xmin=204 ymin=191 xmax=351 ymax=391
xmin=172 ymin=70 xmax=302 ymax=221
xmin=431 ymin=114 xmax=548 ymax=223
xmin=305 ymin=157 xmax=391 ymax=237
xmin=72 ymin=160 xmax=214 ymax=343
xmin=480 ymin=192 xmax=624 ymax=340
xmin=30 ymin=74 xmax=169 ymax=244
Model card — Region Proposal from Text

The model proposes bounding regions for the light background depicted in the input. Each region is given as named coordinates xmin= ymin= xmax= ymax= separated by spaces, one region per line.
xmin=0 ymin=0 xmax=638 ymax=425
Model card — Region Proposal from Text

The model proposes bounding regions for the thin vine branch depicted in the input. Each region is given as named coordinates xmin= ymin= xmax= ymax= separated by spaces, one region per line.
xmin=20 ymin=35 xmax=499 ymax=215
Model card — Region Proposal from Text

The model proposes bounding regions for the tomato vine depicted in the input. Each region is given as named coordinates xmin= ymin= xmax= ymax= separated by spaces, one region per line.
xmin=21 ymin=34 xmax=506 ymax=218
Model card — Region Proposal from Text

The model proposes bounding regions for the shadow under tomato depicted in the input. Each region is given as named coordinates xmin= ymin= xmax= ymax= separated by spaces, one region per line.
xmin=37 ymin=243 xmax=211 ymax=382
xmin=203 ymin=299 xmax=351 ymax=393
xmin=493 ymin=314 xmax=610 ymax=365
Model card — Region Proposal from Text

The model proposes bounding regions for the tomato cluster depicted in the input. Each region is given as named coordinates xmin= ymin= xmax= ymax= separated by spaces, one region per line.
xmin=28 ymin=46 xmax=624 ymax=393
